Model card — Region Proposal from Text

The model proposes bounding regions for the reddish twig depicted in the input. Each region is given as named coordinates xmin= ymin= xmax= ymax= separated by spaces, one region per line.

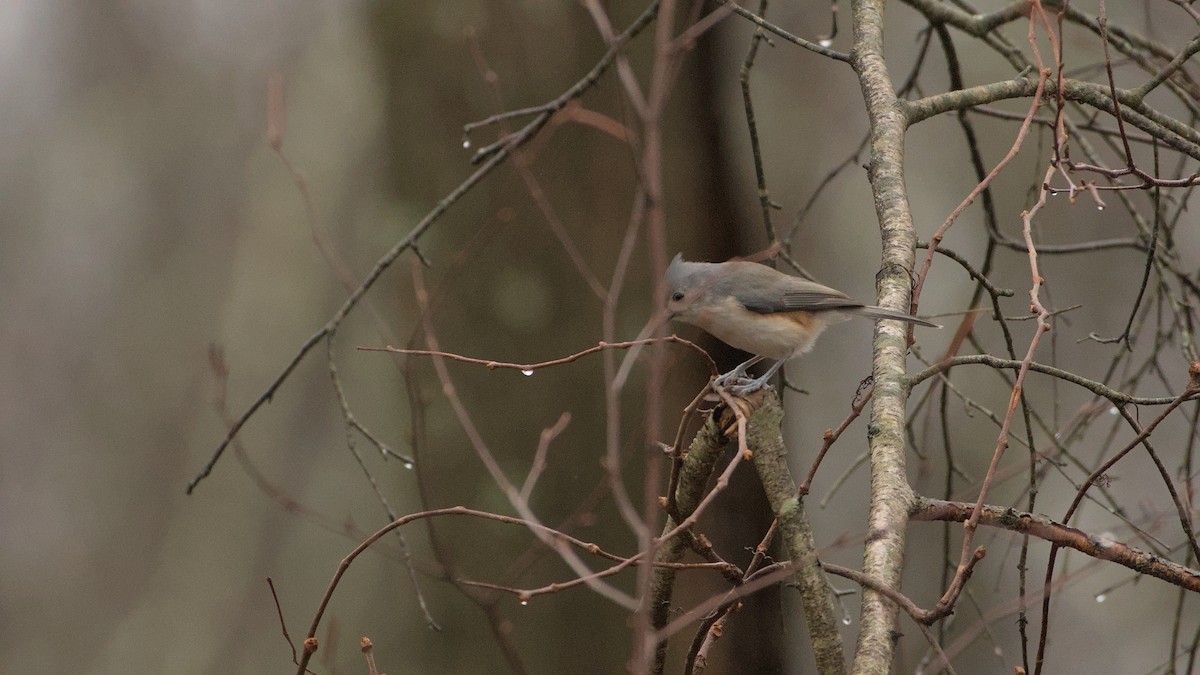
xmin=665 ymin=383 xmax=717 ymax=519
xmin=685 ymin=518 xmax=780 ymax=675
xmin=363 ymin=336 xmax=716 ymax=378
xmin=911 ymin=59 xmax=1049 ymax=314
xmin=409 ymin=263 xmax=638 ymax=609
xmin=1035 ymin=385 xmax=1200 ymax=674
xmin=293 ymin=504 xmax=743 ymax=675
xmin=799 ymin=379 xmax=874 ymax=495
xmin=822 ymin=563 xmax=958 ymax=673
xmin=520 ymin=412 xmax=572 ymax=502
xmin=920 ymin=6 xmax=1063 ymax=623
xmin=655 ymin=562 xmax=798 ymax=642
xmin=268 ymin=578 xmax=316 ymax=675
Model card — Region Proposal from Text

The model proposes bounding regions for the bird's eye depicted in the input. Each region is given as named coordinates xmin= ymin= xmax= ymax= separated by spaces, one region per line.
xmin=671 ymin=292 xmax=685 ymax=302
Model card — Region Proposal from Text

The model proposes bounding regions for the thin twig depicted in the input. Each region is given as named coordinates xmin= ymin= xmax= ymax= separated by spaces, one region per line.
xmin=364 ymin=337 xmax=716 ymax=378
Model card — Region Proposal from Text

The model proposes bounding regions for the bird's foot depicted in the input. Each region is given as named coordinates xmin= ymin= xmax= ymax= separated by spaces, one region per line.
xmin=722 ymin=374 xmax=772 ymax=396
xmin=713 ymin=371 xmax=751 ymax=389
xmin=713 ymin=356 xmax=763 ymax=389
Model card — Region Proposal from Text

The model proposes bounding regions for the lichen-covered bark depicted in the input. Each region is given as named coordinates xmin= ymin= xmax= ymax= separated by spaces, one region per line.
xmin=747 ymin=394 xmax=845 ymax=674
xmin=650 ymin=411 xmax=728 ymax=674
xmin=849 ymin=0 xmax=919 ymax=672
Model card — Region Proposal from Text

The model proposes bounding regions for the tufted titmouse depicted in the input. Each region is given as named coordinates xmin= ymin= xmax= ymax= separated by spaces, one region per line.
xmin=666 ymin=254 xmax=939 ymax=393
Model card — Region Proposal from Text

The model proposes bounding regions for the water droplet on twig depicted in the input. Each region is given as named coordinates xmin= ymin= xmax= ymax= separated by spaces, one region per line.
xmin=521 ymin=369 xmax=535 ymax=377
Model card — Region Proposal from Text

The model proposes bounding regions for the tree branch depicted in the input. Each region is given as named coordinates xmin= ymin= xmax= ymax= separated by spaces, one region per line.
xmin=849 ymin=0 xmax=919 ymax=670
xmin=912 ymin=498 xmax=1200 ymax=593
xmin=748 ymin=393 xmax=845 ymax=673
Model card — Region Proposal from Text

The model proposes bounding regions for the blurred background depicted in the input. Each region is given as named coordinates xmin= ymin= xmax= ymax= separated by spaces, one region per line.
xmin=2 ymin=1 xmax=1197 ymax=673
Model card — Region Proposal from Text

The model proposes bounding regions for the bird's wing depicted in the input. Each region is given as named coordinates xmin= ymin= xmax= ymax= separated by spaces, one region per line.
xmin=777 ymin=284 xmax=863 ymax=312
xmin=724 ymin=265 xmax=864 ymax=314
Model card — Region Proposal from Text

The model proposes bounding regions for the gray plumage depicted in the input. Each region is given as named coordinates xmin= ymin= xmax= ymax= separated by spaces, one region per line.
xmin=666 ymin=255 xmax=937 ymax=326
xmin=665 ymin=254 xmax=939 ymax=392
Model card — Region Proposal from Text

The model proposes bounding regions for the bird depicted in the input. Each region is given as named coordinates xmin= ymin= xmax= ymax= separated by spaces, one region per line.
xmin=666 ymin=254 xmax=939 ymax=393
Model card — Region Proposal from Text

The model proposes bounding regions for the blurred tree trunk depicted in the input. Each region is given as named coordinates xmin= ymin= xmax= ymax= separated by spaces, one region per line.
xmin=364 ymin=2 xmax=783 ymax=671
xmin=688 ymin=22 xmax=785 ymax=675
xmin=363 ymin=1 xmax=781 ymax=671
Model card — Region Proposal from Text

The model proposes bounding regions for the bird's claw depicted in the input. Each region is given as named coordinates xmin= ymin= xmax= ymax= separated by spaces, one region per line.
xmin=713 ymin=371 xmax=750 ymax=388
xmin=713 ymin=373 xmax=771 ymax=396
xmin=724 ymin=377 xmax=770 ymax=395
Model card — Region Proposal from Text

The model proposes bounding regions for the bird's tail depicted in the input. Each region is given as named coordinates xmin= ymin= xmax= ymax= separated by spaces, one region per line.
xmin=854 ymin=305 xmax=941 ymax=328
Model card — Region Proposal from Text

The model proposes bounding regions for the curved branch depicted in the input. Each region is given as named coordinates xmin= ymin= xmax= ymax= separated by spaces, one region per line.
xmin=911 ymin=498 xmax=1200 ymax=593
xmin=904 ymin=78 xmax=1200 ymax=161
xmin=901 ymin=0 xmax=1029 ymax=36
xmin=903 ymin=0 xmax=1200 ymax=104
xmin=715 ymin=0 xmax=852 ymax=62
xmin=904 ymin=354 xmax=1197 ymax=406
xmin=187 ymin=0 xmax=661 ymax=494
